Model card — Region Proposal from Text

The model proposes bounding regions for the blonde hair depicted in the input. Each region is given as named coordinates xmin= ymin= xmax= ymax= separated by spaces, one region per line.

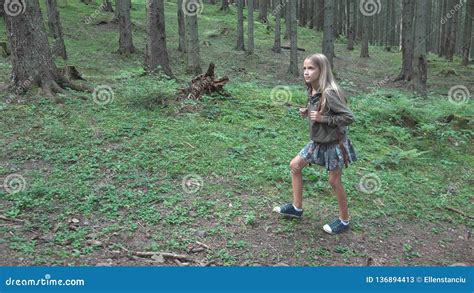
xmin=304 ymin=53 xmax=346 ymax=111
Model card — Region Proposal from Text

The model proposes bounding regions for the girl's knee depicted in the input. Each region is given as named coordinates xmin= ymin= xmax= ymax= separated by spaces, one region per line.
xmin=328 ymin=175 xmax=341 ymax=188
xmin=289 ymin=158 xmax=304 ymax=174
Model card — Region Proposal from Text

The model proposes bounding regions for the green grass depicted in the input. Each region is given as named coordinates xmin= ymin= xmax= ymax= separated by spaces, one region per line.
xmin=0 ymin=0 xmax=473 ymax=266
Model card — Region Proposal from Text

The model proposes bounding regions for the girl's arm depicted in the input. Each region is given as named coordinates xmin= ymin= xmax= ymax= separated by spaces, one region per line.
xmin=320 ymin=91 xmax=355 ymax=126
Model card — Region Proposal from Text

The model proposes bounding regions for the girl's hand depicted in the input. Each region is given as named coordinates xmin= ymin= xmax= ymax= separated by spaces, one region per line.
xmin=310 ymin=111 xmax=324 ymax=122
xmin=299 ymin=107 xmax=308 ymax=117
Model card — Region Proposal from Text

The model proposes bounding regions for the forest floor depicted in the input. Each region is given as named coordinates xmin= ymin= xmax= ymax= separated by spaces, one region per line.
xmin=0 ymin=1 xmax=473 ymax=266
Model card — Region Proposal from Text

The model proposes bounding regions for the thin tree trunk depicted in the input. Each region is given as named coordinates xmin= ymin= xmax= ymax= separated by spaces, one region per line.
xmin=272 ymin=0 xmax=281 ymax=53
xmin=145 ymin=0 xmax=173 ymax=76
xmin=177 ymin=0 xmax=186 ymax=52
xmin=323 ymin=0 xmax=335 ymax=67
xmin=412 ymin=0 xmax=428 ymax=96
xmin=259 ymin=0 xmax=268 ymax=22
xmin=221 ymin=0 xmax=229 ymax=11
xmin=186 ymin=5 xmax=202 ymax=74
xmin=461 ymin=0 xmax=473 ymax=65
xmin=289 ymin=0 xmax=298 ymax=76
xmin=396 ymin=0 xmax=414 ymax=81
xmin=360 ymin=13 xmax=369 ymax=57
xmin=46 ymin=0 xmax=68 ymax=60
xmin=347 ymin=0 xmax=355 ymax=50
xmin=248 ymin=0 xmax=255 ymax=54
xmin=236 ymin=0 xmax=245 ymax=50
xmin=446 ymin=0 xmax=460 ymax=61
xmin=117 ymin=0 xmax=135 ymax=56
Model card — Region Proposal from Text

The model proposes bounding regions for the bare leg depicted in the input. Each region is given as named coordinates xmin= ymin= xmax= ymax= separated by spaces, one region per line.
xmin=289 ymin=156 xmax=308 ymax=209
xmin=328 ymin=168 xmax=350 ymax=221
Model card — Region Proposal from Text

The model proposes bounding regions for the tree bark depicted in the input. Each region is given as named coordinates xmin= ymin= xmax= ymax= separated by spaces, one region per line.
xmin=461 ymin=0 xmax=473 ymax=65
xmin=412 ymin=0 xmax=428 ymax=96
xmin=288 ymin=0 xmax=298 ymax=76
xmin=446 ymin=0 xmax=460 ymax=61
xmin=221 ymin=0 xmax=229 ymax=11
xmin=186 ymin=5 xmax=202 ymax=74
xmin=4 ymin=0 xmax=84 ymax=96
xmin=46 ymin=0 xmax=68 ymax=60
xmin=145 ymin=0 xmax=173 ymax=76
xmin=177 ymin=0 xmax=186 ymax=52
xmin=247 ymin=0 xmax=254 ymax=54
xmin=396 ymin=0 xmax=415 ymax=81
xmin=323 ymin=0 xmax=335 ymax=67
xmin=347 ymin=0 xmax=355 ymax=50
xmin=117 ymin=0 xmax=135 ymax=56
xmin=360 ymin=13 xmax=369 ymax=57
xmin=103 ymin=0 xmax=114 ymax=12
xmin=272 ymin=0 xmax=281 ymax=53
xmin=235 ymin=0 xmax=245 ymax=50
xmin=259 ymin=0 xmax=268 ymax=23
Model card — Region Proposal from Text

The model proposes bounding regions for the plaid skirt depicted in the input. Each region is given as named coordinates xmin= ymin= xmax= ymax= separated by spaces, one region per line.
xmin=298 ymin=138 xmax=357 ymax=171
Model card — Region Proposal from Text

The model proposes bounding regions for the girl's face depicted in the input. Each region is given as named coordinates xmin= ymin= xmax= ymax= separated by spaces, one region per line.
xmin=303 ymin=59 xmax=320 ymax=84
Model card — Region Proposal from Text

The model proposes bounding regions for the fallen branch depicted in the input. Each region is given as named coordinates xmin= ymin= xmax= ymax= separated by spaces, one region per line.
xmin=133 ymin=251 xmax=194 ymax=262
xmin=0 ymin=214 xmax=24 ymax=223
xmin=445 ymin=207 xmax=474 ymax=219
xmin=281 ymin=45 xmax=306 ymax=52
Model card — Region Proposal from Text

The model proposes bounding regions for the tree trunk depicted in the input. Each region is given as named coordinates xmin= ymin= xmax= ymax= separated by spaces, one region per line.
xmin=360 ymin=13 xmax=369 ymax=57
xmin=117 ymin=0 xmax=135 ymax=56
xmin=347 ymin=0 xmax=355 ymax=50
xmin=389 ymin=0 xmax=396 ymax=46
xmin=46 ymin=0 xmax=68 ymax=60
xmin=103 ymin=0 xmax=114 ymax=12
xmin=247 ymin=0 xmax=255 ymax=54
xmin=4 ymin=0 xmax=83 ymax=96
xmin=461 ymin=0 xmax=473 ymax=65
xmin=177 ymin=0 xmax=186 ymax=52
xmin=396 ymin=0 xmax=414 ymax=81
xmin=259 ymin=0 xmax=268 ymax=23
xmin=323 ymin=0 xmax=335 ymax=67
xmin=446 ymin=0 xmax=460 ymax=61
xmin=288 ymin=0 xmax=298 ymax=76
xmin=186 ymin=5 xmax=202 ymax=74
xmin=272 ymin=0 xmax=281 ymax=53
xmin=425 ymin=0 xmax=432 ymax=52
xmin=284 ymin=0 xmax=290 ymax=39
xmin=317 ymin=0 xmax=325 ymax=30
xmin=439 ymin=0 xmax=448 ymax=56
xmin=412 ymin=0 xmax=428 ymax=96
xmin=221 ymin=0 xmax=229 ymax=11
xmin=236 ymin=0 xmax=245 ymax=50
xmin=145 ymin=0 xmax=173 ymax=76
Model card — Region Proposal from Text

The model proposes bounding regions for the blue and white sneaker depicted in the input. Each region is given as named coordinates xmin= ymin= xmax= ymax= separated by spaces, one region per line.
xmin=273 ymin=203 xmax=303 ymax=218
xmin=323 ymin=218 xmax=350 ymax=234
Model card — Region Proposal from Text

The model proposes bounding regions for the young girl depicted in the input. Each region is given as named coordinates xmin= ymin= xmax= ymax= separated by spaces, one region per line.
xmin=273 ymin=53 xmax=357 ymax=235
